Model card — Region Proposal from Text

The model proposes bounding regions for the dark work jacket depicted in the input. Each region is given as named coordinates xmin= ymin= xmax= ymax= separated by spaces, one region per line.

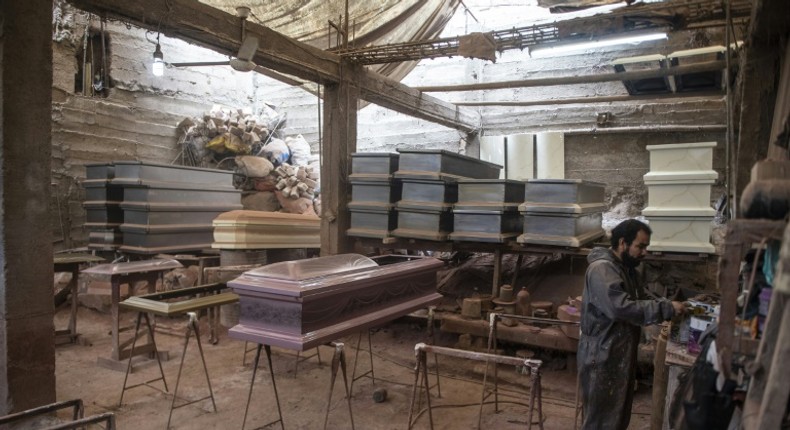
xmin=578 ymin=247 xmax=674 ymax=430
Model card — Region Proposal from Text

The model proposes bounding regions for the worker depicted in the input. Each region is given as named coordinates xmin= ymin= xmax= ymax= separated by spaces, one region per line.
xmin=578 ymin=219 xmax=685 ymax=430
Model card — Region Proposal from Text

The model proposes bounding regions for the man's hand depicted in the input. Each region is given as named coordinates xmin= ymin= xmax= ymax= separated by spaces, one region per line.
xmin=671 ymin=301 xmax=686 ymax=316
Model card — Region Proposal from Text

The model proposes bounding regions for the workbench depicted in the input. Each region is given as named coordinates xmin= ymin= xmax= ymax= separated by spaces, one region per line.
xmin=82 ymin=259 xmax=183 ymax=371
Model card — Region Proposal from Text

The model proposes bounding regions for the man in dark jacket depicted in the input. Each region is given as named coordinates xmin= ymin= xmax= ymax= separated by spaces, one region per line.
xmin=578 ymin=219 xmax=684 ymax=430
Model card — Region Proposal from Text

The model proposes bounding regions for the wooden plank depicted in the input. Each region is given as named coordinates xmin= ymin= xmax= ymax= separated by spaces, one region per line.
xmin=320 ymin=76 xmax=358 ymax=256
xmin=67 ymin=0 xmax=340 ymax=83
xmin=66 ymin=0 xmax=480 ymax=133
xmin=355 ymin=65 xmax=480 ymax=132
xmin=415 ymin=60 xmax=726 ymax=92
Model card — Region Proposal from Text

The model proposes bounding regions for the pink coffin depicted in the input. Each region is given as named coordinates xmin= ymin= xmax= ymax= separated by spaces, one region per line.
xmin=228 ymin=254 xmax=443 ymax=350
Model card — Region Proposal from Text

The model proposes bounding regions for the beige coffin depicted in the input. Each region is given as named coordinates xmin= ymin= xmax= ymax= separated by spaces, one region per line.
xmin=212 ymin=210 xmax=320 ymax=249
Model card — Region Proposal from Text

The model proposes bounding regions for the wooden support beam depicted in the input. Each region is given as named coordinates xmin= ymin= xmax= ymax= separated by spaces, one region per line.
xmin=734 ymin=0 xmax=790 ymax=197
xmin=415 ymin=60 xmax=726 ymax=92
xmin=67 ymin=0 xmax=480 ymax=133
xmin=451 ymin=92 xmax=724 ymax=107
xmin=320 ymin=71 xmax=358 ymax=256
xmin=355 ymin=66 xmax=480 ymax=132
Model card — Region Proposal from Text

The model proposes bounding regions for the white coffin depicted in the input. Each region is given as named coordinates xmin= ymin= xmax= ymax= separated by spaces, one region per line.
xmin=643 ymin=178 xmax=716 ymax=212
xmin=644 ymin=215 xmax=715 ymax=254
xmin=646 ymin=142 xmax=716 ymax=173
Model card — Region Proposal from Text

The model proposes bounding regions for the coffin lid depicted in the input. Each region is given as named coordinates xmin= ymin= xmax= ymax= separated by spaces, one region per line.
xmin=396 ymin=149 xmax=503 ymax=169
xmin=527 ymin=179 xmax=606 ymax=187
xmin=82 ymin=258 xmax=182 ymax=275
xmin=645 ymin=142 xmax=717 ymax=151
xmin=244 ymin=253 xmax=378 ymax=282
xmin=213 ymin=210 xmax=320 ymax=226
xmin=643 ymin=171 xmax=718 ymax=182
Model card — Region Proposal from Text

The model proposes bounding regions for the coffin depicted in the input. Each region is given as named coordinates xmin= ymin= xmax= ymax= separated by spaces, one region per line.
xmin=645 ymin=142 xmax=716 ymax=173
xmin=393 ymin=208 xmax=453 ymax=241
xmin=643 ymin=214 xmax=715 ymax=253
xmin=517 ymin=210 xmax=605 ymax=247
xmin=348 ymin=208 xmax=397 ymax=239
xmin=395 ymin=149 xmax=501 ymax=181
xmin=84 ymin=201 xmax=123 ymax=228
xmin=120 ymin=224 xmax=214 ymax=254
xmin=397 ymin=179 xmax=458 ymax=211
xmin=88 ymin=229 xmax=122 ymax=250
xmin=450 ymin=209 xmax=522 ymax=243
xmin=349 ymin=152 xmax=399 ymax=181
xmin=85 ymin=162 xmax=115 ymax=180
xmin=83 ymin=180 xmax=124 ymax=202
xmin=212 ymin=210 xmax=320 ymax=249
xmin=349 ymin=179 xmax=402 ymax=210
xmin=228 ymin=254 xmax=444 ymax=350
xmin=643 ymin=178 xmax=717 ymax=214
xmin=522 ymin=179 xmax=606 ymax=207
xmin=112 ymin=160 xmax=234 ymax=187
xmin=455 ymin=179 xmax=526 ymax=210
xmin=120 ymin=182 xmax=242 ymax=206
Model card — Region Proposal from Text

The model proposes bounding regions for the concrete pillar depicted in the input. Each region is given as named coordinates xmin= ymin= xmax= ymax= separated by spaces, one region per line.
xmin=0 ymin=0 xmax=57 ymax=414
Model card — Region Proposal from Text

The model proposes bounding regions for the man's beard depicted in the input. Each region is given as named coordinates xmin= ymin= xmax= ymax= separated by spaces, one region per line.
xmin=620 ymin=250 xmax=642 ymax=269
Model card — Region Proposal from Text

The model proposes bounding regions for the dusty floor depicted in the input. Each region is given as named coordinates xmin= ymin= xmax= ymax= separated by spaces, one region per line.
xmin=52 ymin=306 xmax=654 ymax=429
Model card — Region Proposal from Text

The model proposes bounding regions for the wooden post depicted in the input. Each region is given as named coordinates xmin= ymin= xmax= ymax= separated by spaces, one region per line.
xmin=320 ymin=65 xmax=358 ymax=256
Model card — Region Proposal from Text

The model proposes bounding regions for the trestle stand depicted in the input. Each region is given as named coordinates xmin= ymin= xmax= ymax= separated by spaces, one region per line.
xmin=119 ymin=312 xmax=168 ymax=406
xmin=167 ymin=312 xmax=218 ymax=429
xmin=242 ymin=341 xmax=354 ymax=430
xmin=408 ymin=343 xmax=544 ymax=430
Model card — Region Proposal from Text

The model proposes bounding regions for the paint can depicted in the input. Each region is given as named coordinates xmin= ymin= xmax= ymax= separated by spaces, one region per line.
xmin=687 ymin=315 xmax=713 ymax=355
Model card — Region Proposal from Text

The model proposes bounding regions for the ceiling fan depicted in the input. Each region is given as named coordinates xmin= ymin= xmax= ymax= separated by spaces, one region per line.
xmin=171 ymin=6 xmax=260 ymax=73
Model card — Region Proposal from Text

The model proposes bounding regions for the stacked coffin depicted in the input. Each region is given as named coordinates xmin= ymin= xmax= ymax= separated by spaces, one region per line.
xmin=111 ymin=161 xmax=242 ymax=254
xmin=392 ymin=149 xmax=501 ymax=241
xmin=450 ymin=180 xmax=526 ymax=243
xmin=212 ymin=210 xmax=321 ymax=249
xmin=347 ymin=153 xmax=400 ymax=239
xmin=642 ymin=142 xmax=717 ymax=253
xmin=83 ymin=163 xmax=123 ymax=250
xmin=517 ymin=179 xmax=606 ymax=247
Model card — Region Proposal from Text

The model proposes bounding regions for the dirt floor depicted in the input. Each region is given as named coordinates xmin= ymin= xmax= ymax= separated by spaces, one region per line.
xmin=50 ymin=306 xmax=655 ymax=429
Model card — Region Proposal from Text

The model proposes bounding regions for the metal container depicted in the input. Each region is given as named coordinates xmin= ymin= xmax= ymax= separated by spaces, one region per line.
xmin=518 ymin=211 xmax=604 ymax=247
xmin=227 ymin=254 xmax=443 ymax=350
xmin=350 ymin=179 xmax=402 ymax=210
xmin=393 ymin=208 xmax=453 ymax=241
xmin=450 ymin=209 xmax=523 ymax=243
xmin=397 ymin=179 xmax=457 ymax=211
xmin=395 ymin=149 xmax=502 ymax=181
xmin=455 ymin=179 xmax=526 ymax=211
xmin=350 ymin=152 xmax=399 ymax=181
xmin=348 ymin=208 xmax=397 ymax=239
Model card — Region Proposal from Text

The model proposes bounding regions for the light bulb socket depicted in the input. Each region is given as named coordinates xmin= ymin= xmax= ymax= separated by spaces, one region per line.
xmin=153 ymin=43 xmax=164 ymax=61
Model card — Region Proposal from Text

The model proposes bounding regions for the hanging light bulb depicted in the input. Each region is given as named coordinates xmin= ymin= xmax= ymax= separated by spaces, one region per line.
xmin=152 ymin=42 xmax=164 ymax=77
xmin=151 ymin=31 xmax=165 ymax=77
